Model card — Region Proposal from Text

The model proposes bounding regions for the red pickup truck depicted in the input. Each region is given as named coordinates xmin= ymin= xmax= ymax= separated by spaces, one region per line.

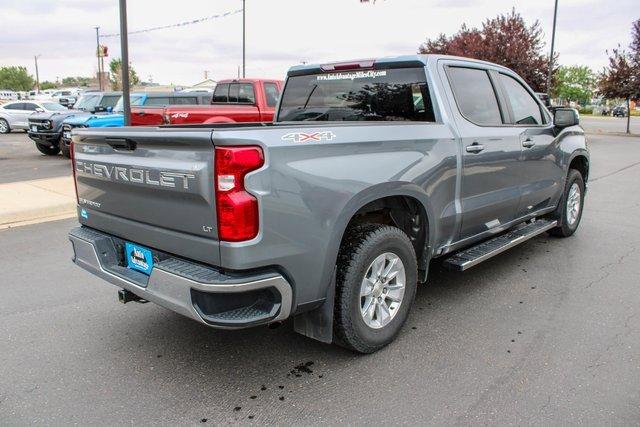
xmin=131 ymin=79 xmax=283 ymax=126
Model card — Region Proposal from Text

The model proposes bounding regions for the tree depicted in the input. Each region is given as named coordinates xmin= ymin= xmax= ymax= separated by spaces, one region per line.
xmin=554 ymin=66 xmax=596 ymax=106
xmin=598 ymin=19 xmax=640 ymax=134
xmin=62 ymin=76 xmax=95 ymax=87
xmin=109 ymin=58 xmax=140 ymax=91
xmin=418 ymin=10 xmax=554 ymax=92
xmin=40 ymin=81 xmax=58 ymax=90
xmin=0 ymin=66 xmax=35 ymax=91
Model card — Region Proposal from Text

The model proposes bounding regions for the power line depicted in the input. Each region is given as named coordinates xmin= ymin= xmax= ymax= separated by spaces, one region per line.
xmin=101 ymin=8 xmax=242 ymax=38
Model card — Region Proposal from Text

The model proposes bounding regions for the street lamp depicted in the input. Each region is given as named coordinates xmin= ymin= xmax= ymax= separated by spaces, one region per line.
xmin=118 ymin=0 xmax=131 ymax=125
xmin=95 ymin=26 xmax=102 ymax=91
xmin=242 ymin=0 xmax=246 ymax=78
xmin=34 ymin=55 xmax=41 ymax=94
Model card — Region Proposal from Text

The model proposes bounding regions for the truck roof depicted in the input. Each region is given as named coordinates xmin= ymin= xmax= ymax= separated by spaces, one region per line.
xmin=216 ymin=78 xmax=282 ymax=85
xmin=287 ymin=54 xmax=513 ymax=77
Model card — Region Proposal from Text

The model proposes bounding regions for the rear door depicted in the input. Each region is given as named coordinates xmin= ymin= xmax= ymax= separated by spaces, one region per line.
xmin=495 ymin=72 xmax=564 ymax=217
xmin=2 ymin=102 xmax=27 ymax=127
xmin=73 ymin=127 xmax=220 ymax=264
xmin=443 ymin=64 xmax=523 ymax=239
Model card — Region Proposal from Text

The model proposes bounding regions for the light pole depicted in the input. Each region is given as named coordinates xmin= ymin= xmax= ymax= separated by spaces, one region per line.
xmin=95 ymin=26 xmax=102 ymax=91
xmin=242 ymin=0 xmax=246 ymax=78
xmin=546 ymin=0 xmax=558 ymax=98
xmin=34 ymin=55 xmax=41 ymax=94
xmin=119 ymin=0 xmax=131 ymax=125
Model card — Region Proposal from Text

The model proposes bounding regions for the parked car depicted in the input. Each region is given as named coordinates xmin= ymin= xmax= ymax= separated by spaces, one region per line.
xmin=130 ymin=79 xmax=282 ymax=126
xmin=0 ymin=90 xmax=19 ymax=101
xmin=60 ymin=92 xmax=212 ymax=155
xmin=0 ymin=100 xmax=69 ymax=134
xmin=612 ymin=105 xmax=628 ymax=117
xmin=26 ymin=92 xmax=121 ymax=157
xmin=68 ymin=55 xmax=588 ymax=353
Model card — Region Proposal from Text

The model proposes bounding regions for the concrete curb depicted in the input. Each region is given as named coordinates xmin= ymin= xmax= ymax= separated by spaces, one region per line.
xmin=0 ymin=176 xmax=76 ymax=230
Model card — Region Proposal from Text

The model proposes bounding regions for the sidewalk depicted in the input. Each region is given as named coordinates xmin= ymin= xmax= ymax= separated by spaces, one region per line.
xmin=0 ymin=176 xmax=76 ymax=229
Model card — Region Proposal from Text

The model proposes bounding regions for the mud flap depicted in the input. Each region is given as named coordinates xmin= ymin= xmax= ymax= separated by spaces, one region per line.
xmin=293 ymin=269 xmax=335 ymax=344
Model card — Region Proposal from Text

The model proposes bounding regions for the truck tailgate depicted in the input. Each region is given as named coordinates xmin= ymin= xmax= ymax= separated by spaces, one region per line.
xmin=72 ymin=127 xmax=220 ymax=265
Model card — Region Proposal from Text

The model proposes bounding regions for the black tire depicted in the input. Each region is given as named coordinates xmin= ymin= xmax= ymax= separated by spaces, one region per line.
xmin=60 ymin=140 xmax=71 ymax=158
xmin=334 ymin=224 xmax=418 ymax=353
xmin=35 ymin=142 xmax=60 ymax=156
xmin=549 ymin=169 xmax=585 ymax=237
xmin=0 ymin=118 xmax=9 ymax=134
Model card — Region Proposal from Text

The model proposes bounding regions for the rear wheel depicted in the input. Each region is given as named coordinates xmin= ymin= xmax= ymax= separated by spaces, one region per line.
xmin=334 ymin=224 xmax=418 ymax=353
xmin=549 ymin=169 xmax=585 ymax=237
xmin=35 ymin=142 xmax=60 ymax=156
xmin=0 ymin=118 xmax=9 ymax=134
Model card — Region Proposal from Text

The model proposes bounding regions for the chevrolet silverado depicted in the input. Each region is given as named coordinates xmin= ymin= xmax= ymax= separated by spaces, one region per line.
xmin=68 ymin=55 xmax=588 ymax=353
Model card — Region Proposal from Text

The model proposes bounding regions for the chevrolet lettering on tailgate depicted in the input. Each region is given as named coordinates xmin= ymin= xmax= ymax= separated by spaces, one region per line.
xmin=75 ymin=161 xmax=196 ymax=190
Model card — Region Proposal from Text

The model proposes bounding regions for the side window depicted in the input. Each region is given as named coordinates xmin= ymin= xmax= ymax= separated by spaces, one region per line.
xmin=499 ymin=74 xmax=544 ymax=125
xmin=264 ymin=83 xmax=280 ymax=107
xmin=172 ymin=96 xmax=198 ymax=105
xmin=101 ymin=96 xmax=120 ymax=108
xmin=23 ymin=103 xmax=38 ymax=111
xmin=212 ymin=84 xmax=230 ymax=102
xmin=237 ymin=84 xmax=255 ymax=103
xmin=144 ymin=97 xmax=172 ymax=106
xmin=4 ymin=103 xmax=24 ymax=110
xmin=447 ymin=67 xmax=503 ymax=126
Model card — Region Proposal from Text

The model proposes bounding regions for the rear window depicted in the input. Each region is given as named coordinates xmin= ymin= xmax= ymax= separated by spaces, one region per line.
xmin=278 ymin=68 xmax=435 ymax=122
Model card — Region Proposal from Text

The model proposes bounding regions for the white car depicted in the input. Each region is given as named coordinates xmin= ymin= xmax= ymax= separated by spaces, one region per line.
xmin=0 ymin=100 xmax=69 ymax=133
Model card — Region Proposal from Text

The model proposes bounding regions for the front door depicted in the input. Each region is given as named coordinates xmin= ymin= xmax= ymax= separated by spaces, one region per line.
xmin=444 ymin=65 xmax=523 ymax=240
xmin=495 ymin=73 xmax=565 ymax=217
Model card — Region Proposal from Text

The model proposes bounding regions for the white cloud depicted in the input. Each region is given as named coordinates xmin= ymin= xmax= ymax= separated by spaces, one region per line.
xmin=0 ymin=0 xmax=636 ymax=85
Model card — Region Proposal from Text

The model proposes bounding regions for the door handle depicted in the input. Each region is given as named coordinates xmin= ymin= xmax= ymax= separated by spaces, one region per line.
xmin=522 ymin=138 xmax=535 ymax=148
xmin=105 ymin=137 xmax=136 ymax=151
xmin=465 ymin=142 xmax=485 ymax=153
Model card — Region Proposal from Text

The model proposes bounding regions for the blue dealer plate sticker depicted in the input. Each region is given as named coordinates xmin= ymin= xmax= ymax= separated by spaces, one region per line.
xmin=125 ymin=242 xmax=154 ymax=275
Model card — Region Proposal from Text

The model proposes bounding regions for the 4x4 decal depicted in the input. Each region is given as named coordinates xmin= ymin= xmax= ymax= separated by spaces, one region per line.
xmin=281 ymin=131 xmax=336 ymax=143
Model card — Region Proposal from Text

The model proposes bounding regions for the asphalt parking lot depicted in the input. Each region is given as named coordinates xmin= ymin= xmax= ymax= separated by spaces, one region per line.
xmin=0 ymin=132 xmax=72 ymax=184
xmin=1 ymin=122 xmax=640 ymax=424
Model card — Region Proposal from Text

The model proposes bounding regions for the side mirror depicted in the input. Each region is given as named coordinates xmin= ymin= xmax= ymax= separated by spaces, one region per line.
xmin=107 ymin=106 xmax=113 ymax=113
xmin=554 ymin=108 xmax=579 ymax=128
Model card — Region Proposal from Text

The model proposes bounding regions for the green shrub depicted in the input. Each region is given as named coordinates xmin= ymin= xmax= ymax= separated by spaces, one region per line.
xmin=578 ymin=106 xmax=594 ymax=115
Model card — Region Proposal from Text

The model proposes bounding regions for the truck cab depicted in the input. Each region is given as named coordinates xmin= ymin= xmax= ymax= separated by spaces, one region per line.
xmin=131 ymin=79 xmax=283 ymax=126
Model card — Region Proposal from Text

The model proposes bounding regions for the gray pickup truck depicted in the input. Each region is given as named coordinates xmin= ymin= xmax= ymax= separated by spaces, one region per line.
xmin=68 ymin=55 xmax=588 ymax=353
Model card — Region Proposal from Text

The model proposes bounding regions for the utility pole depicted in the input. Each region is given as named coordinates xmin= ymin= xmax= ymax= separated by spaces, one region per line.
xmin=119 ymin=0 xmax=131 ymax=125
xmin=95 ymin=26 xmax=102 ymax=91
xmin=242 ymin=0 xmax=246 ymax=78
xmin=34 ymin=55 xmax=41 ymax=94
xmin=546 ymin=0 xmax=558 ymax=98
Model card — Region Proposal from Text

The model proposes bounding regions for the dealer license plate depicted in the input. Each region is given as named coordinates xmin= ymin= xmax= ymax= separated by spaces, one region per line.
xmin=125 ymin=242 xmax=154 ymax=275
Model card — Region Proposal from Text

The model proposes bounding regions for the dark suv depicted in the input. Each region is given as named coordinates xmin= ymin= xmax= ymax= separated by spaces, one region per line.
xmin=27 ymin=92 xmax=121 ymax=156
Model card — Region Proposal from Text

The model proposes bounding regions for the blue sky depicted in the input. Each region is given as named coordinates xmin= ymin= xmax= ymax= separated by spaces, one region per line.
xmin=0 ymin=0 xmax=637 ymax=85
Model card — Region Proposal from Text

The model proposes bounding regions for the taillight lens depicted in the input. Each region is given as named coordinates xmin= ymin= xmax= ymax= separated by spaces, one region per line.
xmin=70 ymin=138 xmax=79 ymax=204
xmin=215 ymin=146 xmax=264 ymax=242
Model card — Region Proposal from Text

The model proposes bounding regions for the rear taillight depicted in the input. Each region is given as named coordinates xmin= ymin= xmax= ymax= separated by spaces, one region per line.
xmin=70 ymin=138 xmax=79 ymax=203
xmin=215 ymin=146 xmax=264 ymax=242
